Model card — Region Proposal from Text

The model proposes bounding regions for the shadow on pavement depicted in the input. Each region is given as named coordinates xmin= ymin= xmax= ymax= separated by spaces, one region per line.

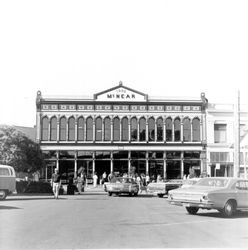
xmin=0 ymin=205 xmax=21 ymax=210
xmin=5 ymin=196 xmax=67 ymax=201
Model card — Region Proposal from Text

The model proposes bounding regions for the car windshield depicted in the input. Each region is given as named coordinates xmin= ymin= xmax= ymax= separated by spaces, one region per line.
xmin=115 ymin=178 xmax=133 ymax=184
xmin=195 ymin=178 xmax=229 ymax=187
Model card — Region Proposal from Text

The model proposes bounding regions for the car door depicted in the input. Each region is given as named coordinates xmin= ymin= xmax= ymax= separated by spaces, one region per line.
xmin=235 ymin=180 xmax=248 ymax=208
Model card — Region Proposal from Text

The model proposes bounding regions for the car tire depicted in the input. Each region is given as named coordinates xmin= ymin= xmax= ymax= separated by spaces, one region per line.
xmin=108 ymin=192 xmax=112 ymax=196
xmin=221 ymin=200 xmax=236 ymax=217
xmin=134 ymin=192 xmax=138 ymax=196
xmin=0 ymin=190 xmax=7 ymax=200
xmin=157 ymin=194 xmax=164 ymax=198
xmin=186 ymin=207 xmax=199 ymax=215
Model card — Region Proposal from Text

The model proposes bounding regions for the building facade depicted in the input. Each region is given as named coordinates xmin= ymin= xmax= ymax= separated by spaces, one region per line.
xmin=36 ymin=82 xmax=208 ymax=182
xmin=206 ymin=102 xmax=248 ymax=178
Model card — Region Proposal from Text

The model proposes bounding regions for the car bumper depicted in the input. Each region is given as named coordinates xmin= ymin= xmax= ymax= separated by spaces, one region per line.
xmin=168 ymin=200 xmax=214 ymax=209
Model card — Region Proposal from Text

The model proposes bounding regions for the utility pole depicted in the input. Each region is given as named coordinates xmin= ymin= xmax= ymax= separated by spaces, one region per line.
xmin=233 ymin=90 xmax=240 ymax=177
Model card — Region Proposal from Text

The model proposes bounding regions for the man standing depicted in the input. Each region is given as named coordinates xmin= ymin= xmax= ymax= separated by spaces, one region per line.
xmin=52 ymin=169 xmax=61 ymax=199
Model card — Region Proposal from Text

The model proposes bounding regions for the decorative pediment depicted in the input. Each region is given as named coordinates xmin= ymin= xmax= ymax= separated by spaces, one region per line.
xmin=94 ymin=82 xmax=148 ymax=102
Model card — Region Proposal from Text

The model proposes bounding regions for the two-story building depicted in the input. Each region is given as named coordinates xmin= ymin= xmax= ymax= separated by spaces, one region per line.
xmin=206 ymin=102 xmax=248 ymax=177
xmin=36 ymin=82 xmax=208 ymax=182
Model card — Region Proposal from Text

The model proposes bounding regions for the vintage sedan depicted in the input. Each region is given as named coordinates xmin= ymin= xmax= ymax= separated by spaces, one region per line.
xmin=107 ymin=177 xmax=139 ymax=196
xmin=181 ymin=178 xmax=200 ymax=188
xmin=147 ymin=179 xmax=183 ymax=198
xmin=168 ymin=177 xmax=248 ymax=217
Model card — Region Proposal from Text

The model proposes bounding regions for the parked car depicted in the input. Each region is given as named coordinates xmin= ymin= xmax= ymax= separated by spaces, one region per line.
xmin=107 ymin=177 xmax=139 ymax=196
xmin=181 ymin=178 xmax=200 ymax=188
xmin=168 ymin=177 xmax=248 ymax=217
xmin=147 ymin=179 xmax=183 ymax=198
xmin=0 ymin=165 xmax=16 ymax=200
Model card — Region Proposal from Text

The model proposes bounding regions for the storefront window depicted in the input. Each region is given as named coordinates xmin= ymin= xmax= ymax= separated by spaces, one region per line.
xmin=174 ymin=117 xmax=181 ymax=141
xmin=95 ymin=151 xmax=111 ymax=159
xmin=192 ymin=118 xmax=200 ymax=142
xmin=41 ymin=117 xmax=49 ymax=141
xmin=148 ymin=117 xmax=155 ymax=141
xmin=166 ymin=151 xmax=181 ymax=159
xmin=104 ymin=117 xmax=111 ymax=141
xmin=77 ymin=117 xmax=84 ymax=141
xmin=166 ymin=118 xmax=172 ymax=141
xmin=86 ymin=117 xmax=93 ymax=141
xmin=77 ymin=151 xmax=93 ymax=159
xmin=113 ymin=117 xmax=120 ymax=141
xmin=131 ymin=151 xmax=146 ymax=159
xmin=131 ymin=117 xmax=138 ymax=141
xmin=121 ymin=117 xmax=128 ymax=141
xmin=157 ymin=117 xmax=163 ymax=141
xmin=139 ymin=117 xmax=146 ymax=141
xmin=166 ymin=160 xmax=181 ymax=179
xmin=50 ymin=117 xmax=57 ymax=141
xmin=183 ymin=118 xmax=191 ymax=142
xmin=95 ymin=117 xmax=102 ymax=141
xmin=214 ymin=124 xmax=226 ymax=143
xmin=113 ymin=151 xmax=128 ymax=159
xmin=60 ymin=117 xmax=67 ymax=141
xmin=59 ymin=151 xmax=75 ymax=159
xmin=68 ymin=117 xmax=75 ymax=141
xmin=148 ymin=151 xmax=163 ymax=159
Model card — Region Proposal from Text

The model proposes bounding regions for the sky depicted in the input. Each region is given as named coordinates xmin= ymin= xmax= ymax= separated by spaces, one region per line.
xmin=0 ymin=0 xmax=248 ymax=127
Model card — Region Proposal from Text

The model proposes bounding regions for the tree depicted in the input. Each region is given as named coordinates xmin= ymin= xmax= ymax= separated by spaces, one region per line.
xmin=0 ymin=125 xmax=44 ymax=173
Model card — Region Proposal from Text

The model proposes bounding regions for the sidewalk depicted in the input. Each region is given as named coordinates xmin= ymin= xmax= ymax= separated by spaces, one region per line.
xmin=84 ymin=185 xmax=105 ymax=193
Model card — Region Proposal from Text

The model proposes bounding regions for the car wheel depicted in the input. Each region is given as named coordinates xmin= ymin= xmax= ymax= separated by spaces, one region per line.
xmin=157 ymin=194 xmax=164 ymax=198
xmin=134 ymin=192 xmax=138 ymax=196
xmin=108 ymin=192 xmax=112 ymax=196
xmin=221 ymin=200 xmax=236 ymax=217
xmin=0 ymin=190 xmax=7 ymax=200
xmin=186 ymin=207 xmax=199 ymax=215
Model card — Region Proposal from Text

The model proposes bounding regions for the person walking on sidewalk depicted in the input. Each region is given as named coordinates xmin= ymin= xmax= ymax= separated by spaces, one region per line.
xmin=52 ymin=169 xmax=61 ymax=199
xmin=93 ymin=172 xmax=98 ymax=188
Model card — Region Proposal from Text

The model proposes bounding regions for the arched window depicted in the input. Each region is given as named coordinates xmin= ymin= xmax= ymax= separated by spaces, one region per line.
xmin=166 ymin=118 xmax=172 ymax=141
xmin=68 ymin=117 xmax=75 ymax=141
xmin=41 ymin=117 xmax=49 ymax=141
xmin=86 ymin=117 xmax=93 ymax=141
xmin=183 ymin=118 xmax=191 ymax=142
xmin=50 ymin=117 xmax=57 ymax=141
xmin=192 ymin=118 xmax=200 ymax=142
xmin=113 ymin=117 xmax=120 ymax=141
xmin=60 ymin=117 xmax=67 ymax=141
xmin=77 ymin=117 xmax=84 ymax=141
xmin=130 ymin=117 xmax=138 ymax=141
xmin=122 ymin=117 xmax=128 ymax=141
xmin=104 ymin=117 xmax=111 ymax=141
xmin=148 ymin=117 xmax=155 ymax=141
xmin=174 ymin=117 xmax=181 ymax=141
xmin=95 ymin=117 xmax=102 ymax=141
xmin=157 ymin=117 xmax=163 ymax=141
xmin=139 ymin=117 xmax=146 ymax=141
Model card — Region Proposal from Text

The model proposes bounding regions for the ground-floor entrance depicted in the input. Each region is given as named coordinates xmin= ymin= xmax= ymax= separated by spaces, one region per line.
xmin=42 ymin=150 xmax=204 ymax=182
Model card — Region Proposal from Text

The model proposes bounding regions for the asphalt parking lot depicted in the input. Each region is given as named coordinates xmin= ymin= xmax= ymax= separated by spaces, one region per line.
xmin=1 ymin=190 xmax=248 ymax=249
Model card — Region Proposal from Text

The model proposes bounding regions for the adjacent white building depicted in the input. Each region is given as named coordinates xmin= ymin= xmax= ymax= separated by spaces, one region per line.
xmin=206 ymin=102 xmax=248 ymax=177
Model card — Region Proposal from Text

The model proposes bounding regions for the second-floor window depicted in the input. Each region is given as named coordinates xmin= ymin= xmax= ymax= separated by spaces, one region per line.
xmin=214 ymin=124 xmax=227 ymax=143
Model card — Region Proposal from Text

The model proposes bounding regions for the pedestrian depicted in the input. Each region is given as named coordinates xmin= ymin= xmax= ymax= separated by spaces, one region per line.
xmin=101 ymin=172 xmax=107 ymax=186
xmin=52 ymin=169 xmax=61 ymax=199
xmin=81 ymin=172 xmax=86 ymax=192
xmin=145 ymin=174 xmax=150 ymax=186
xmin=108 ymin=171 xmax=115 ymax=183
xmin=77 ymin=173 xmax=84 ymax=194
xmin=93 ymin=172 xmax=98 ymax=188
